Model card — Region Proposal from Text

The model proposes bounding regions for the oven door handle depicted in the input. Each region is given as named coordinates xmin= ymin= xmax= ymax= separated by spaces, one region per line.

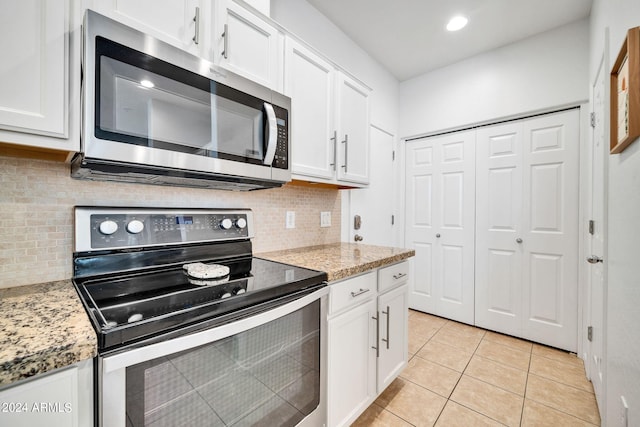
xmin=263 ymin=102 xmax=278 ymax=166
xmin=102 ymin=286 xmax=328 ymax=373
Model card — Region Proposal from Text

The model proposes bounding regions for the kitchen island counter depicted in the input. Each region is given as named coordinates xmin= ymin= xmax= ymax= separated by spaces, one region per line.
xmin=258 ymin=242 xmax=415 ymax=282
xmin=0 ymin=280 xmax=97 ymax=387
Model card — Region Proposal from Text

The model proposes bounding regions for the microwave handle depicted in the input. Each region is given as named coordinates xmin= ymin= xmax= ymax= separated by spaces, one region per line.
xmin=263 ymin=102 xmax=278 ymax=165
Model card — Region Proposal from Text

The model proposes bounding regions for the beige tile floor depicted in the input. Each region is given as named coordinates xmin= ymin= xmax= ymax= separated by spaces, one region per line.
xmin=352 ymin=310 xmax=601 ymax=427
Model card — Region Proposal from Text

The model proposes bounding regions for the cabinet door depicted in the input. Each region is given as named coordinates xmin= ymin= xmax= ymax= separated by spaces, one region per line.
xmin=285 ymin=38 xmax=336 ymax=181
xmin=405 ymin=131 xmax=475 ymax=324
xmin=91 ymin=0 xmax=203 ymax=56
xmin=0 ymin=0 xmax=66 ymax=137
xmin=335 ymin=72 xmax=370 ymax=185
xmin=377 ymin=284 xmax=408 ymax=393
xmin=327 ymin=299 xmax=377 ymax=427
xmin=215 ymin=0 xmax=282 ymax=90
xmin=0 ymin=361 xmax=93 ymax=427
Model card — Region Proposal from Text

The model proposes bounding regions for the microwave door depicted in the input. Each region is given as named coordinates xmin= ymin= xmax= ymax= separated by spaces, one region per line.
xmin=263 ymin=102 xmax=277 ymax=166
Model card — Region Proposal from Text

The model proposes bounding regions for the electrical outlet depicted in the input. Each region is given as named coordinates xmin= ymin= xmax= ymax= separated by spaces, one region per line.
xmin=320 ymin=211 xmax=331 ymax=227
xmin=286 ymin=211 xmax=295 ymax=229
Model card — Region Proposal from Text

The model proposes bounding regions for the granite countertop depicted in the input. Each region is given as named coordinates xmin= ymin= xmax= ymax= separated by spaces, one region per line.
xmin=258 ymin=242 xmax=415 ymax=282
xmin=0 ymin=280 xmax=97 ymax=387
xmin=0 ymin=243 xmax=412 ymax=388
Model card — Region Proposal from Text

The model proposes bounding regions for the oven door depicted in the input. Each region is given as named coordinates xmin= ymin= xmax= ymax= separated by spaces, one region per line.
xmin=99 ymin=288 xmax=327 ymax=427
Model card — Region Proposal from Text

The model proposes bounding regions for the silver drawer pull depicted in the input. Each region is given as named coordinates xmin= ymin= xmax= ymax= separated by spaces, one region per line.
xmin=350 ymin=288 xmax=370 ymax=297
xmin=393 ymin=273 xmax=407 ymax=280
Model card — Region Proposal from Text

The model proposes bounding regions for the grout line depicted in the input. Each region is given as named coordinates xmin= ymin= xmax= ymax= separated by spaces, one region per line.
xmin=406 ymin=312 xmax=598 ymax=426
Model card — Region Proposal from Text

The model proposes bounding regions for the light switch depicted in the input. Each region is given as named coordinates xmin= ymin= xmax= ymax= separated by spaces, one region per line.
xmin=286 ymin=211 xmax=295 ymax=229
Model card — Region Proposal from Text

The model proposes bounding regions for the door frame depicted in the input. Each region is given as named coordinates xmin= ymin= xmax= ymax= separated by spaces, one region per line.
xmin=581 ymin=29 xmax=609 ymax=420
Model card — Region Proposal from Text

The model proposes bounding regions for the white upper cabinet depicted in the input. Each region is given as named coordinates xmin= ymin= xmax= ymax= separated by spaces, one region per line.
xmin=0 ymin=0 xmax=73 ymax=148
xmin=213 ymin=0 xmax=283 ymax=90
xmin=285 ymin=36 xmax=370 ymax=187
xmin=285 ymin=38 xmax=335 ymax=180
xmin=90 ymin=0 xmax=204 ymax=57
xmin=335 ymin=72 xmax=370 ymax=185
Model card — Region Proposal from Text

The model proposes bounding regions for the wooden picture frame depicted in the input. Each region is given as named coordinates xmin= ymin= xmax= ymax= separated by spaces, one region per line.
xmin=610 ymin=26 xmax=640 ymax=154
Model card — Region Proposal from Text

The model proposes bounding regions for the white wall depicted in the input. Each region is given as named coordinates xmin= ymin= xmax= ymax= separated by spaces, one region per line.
xmin=590 ymin=1 xmax=640 ymax=425
xmin=399 ymin=19 xmax=590 ymax=138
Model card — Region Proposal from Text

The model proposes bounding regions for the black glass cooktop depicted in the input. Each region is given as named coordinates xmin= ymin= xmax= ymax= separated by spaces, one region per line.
xmin=74 ymin=257 xmax=326 ymax=351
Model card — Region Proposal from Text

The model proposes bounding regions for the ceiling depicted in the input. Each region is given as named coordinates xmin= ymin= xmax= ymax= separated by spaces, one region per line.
xmin=305 ymin=0 xmax=593 ymax=81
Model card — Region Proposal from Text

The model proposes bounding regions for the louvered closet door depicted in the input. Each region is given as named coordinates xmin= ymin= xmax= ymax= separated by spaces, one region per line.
xmin=475 ymin=109 xmax=579 ymax=351
xmin=405 ymin=131 xmax=475 ymax=324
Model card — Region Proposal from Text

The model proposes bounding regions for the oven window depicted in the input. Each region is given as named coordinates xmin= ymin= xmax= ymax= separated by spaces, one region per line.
xmin=125 ymin=300 xmax=320 ymax=426
xmin=95 ymin=36 xmax=266 ymax=165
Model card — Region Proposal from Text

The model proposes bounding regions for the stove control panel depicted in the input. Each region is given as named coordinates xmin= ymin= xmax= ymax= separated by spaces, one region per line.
xmin=74 ymin=208 xmax=254 ymax=252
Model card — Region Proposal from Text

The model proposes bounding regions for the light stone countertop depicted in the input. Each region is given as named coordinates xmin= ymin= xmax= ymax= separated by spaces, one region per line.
xmin=258 ymin=242 xmax=415 ymax=282
xmin=0 ymin=280 xmax=97 ymax=387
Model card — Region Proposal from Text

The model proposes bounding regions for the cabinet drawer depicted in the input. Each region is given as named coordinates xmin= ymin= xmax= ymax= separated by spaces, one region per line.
xmin=329 ymin=271 xmax=376 ymax=315
xmin=378 ymin=261 xmax=409 ymax=293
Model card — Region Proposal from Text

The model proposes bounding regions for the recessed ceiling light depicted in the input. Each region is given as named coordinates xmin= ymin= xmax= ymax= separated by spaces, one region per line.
xmin=446 ymin=15 xmax=468 ymax=32
xmin=140 ymin=79 xmax=155 ymax=88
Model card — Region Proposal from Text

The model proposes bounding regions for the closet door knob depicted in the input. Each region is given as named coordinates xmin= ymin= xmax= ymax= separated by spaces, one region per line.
xmin=516 ymin=238 xmax=523 ymax=244
xmin=435 ymin=233 xmax=441 ymax=238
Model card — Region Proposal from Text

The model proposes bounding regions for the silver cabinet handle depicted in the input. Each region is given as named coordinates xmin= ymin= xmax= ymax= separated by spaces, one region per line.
xmin=221 ymin=23 xmax=228 ymax=59
xmin=350 ymin=288 xmax=370 ymax=297
xmin=382 ymin=306 xmax=390 ymax=349
xmin=392 ymin=273 xmax=407 ymax=280
xmin=354 ymin=234 xmax=363 ymax=242
xmin=587 ymin=255 xmax=603 ymax=264
xmin=341 ymin=134 xmax=348 ymax=172
xmin=516 ymin=238 xmax=523 ymax=244
xmin=436 ymin=233 xmax=441 ymax=238
xmin=329 ymin=130 xmax=337 ymax=170
xmin=372 ymin=312 xmax=379 ymax=357
xmin=192 ymin=7 xmax=200 ymax=44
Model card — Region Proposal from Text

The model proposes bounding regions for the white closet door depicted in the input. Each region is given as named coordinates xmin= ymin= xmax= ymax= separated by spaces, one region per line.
xmin=406 ymin=131 xmax=475 ymax=324
xmin=475 ymin=123 xmax=524 ymax=336
xmin=476 ymin=110 xmax=579 ymax=351
xmin=521 ymin=110 xmax=579 ymax=351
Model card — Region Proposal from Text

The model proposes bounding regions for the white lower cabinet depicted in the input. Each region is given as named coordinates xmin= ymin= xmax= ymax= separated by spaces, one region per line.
xmin=327 ymin=262 xmax=409 ymax=427
xmin=376 ymin=282 xmax=408 ymax=394
xmin=0 ymin=359 xmax=93 ymax=427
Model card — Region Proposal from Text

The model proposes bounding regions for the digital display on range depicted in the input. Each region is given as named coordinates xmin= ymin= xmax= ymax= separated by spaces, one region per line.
xmin=176 ymin=216 xmax=194 ymax=225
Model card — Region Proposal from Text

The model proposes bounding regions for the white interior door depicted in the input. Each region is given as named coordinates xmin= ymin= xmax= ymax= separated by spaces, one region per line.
xmin=587 ymin=54 xmax=607 ymax=410
xmin=476 ymin=110 xmax=580 ymax=351
xmin=349 ymin=126 xmax=395 ymax=245
xmin=521 ymin=110 xmax=580 ymax=351
xmin=475 ymin=123 xmax=524 ymax=337
xmin=405 ymin=131 xmax=475 ymax=324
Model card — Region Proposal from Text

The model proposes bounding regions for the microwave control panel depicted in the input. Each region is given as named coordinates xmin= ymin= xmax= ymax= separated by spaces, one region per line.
xmin=272 ymin=104 xmax=288 ymax=170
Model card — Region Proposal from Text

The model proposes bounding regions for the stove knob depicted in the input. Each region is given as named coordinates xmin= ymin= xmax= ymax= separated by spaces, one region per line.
xmin=126 ymin=219 xmax=145 ymax=234
xmin=99 ymin=220 xmax=118 ymax=235
xmin=220 ymin=218 xmax=233 ymax=230
xmin=236 ymin=218 xmax=247 ymax=229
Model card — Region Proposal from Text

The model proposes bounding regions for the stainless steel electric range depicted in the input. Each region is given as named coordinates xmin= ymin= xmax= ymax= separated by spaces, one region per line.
xmin=72 ymin=207 xmax=328 ymax=427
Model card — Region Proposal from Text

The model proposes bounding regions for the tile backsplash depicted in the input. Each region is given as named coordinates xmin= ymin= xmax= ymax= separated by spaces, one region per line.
xmin=0 ymin=156 xmax=341 ymax=288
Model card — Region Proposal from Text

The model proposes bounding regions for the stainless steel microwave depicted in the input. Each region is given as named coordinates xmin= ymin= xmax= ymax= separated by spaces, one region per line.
xmin=72 ymin=10 xmax=291 ymax=191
